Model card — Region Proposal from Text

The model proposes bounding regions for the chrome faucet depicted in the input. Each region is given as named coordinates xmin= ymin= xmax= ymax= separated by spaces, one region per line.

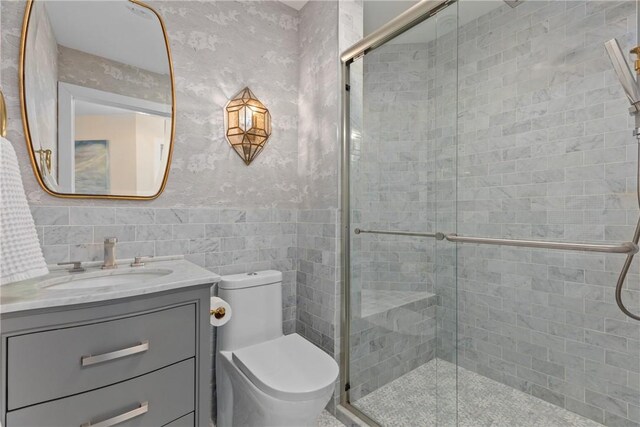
xmin=102 ymin=237 xmax=118 ymax=269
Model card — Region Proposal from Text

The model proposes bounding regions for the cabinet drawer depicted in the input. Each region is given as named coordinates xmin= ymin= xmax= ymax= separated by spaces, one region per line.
xmin=7 ymin=359 xmax=195 ymax=427
xmin=164 ymin=412 xmax=195 ymax=426
xmin=7 ymin=304 xmax=195 ymax=409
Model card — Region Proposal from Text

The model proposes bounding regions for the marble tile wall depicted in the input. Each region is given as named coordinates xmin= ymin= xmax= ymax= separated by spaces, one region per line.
xmin=451 ymin=2 xmax=640 ymax=426
xmin=348 ymin=293 xmax=439 ymax=402
xmin=296 ymin=209 xmax=340 ymax=354
xmin=431 ymin=4 xmax=460 ymax=374
xmin=31 ymin=205 xmax=298 ymax=331
xmin=295 ymin=207 xmax=341 ymax=415
xmin=353 ymin=40 xmax=437 ymax=293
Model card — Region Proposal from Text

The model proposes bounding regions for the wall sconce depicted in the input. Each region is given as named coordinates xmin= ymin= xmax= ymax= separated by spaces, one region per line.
xmin=224 ymin=87 xmax=271 ymax=165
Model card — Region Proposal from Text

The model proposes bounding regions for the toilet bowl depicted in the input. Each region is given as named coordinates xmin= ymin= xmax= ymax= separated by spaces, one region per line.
xmin=216 ymin=270 xmax=339 ymax=427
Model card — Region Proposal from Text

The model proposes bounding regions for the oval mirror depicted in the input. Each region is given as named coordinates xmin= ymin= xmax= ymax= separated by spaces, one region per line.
xmin=20 ymin=0 xmax=175 ymax=200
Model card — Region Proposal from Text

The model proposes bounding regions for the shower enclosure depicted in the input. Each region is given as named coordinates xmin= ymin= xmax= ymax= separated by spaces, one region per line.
xmin=340 ymin=1 xmax=640 ymax=426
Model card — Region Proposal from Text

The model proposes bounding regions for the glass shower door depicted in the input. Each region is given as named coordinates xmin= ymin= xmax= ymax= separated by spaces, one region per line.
xmin=345 ymin=3 xmax=459 ymax=425
xmin=344 ymin=0 xmax=640 ymax=426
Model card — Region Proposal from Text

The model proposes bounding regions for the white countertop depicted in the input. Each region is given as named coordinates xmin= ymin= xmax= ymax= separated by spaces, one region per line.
xmin=0 ymin=257 xmax=220 ymax=314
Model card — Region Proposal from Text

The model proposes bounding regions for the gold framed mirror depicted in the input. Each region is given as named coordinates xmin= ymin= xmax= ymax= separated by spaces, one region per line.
xmin=19 ymin=0 xmax=175 ymax=200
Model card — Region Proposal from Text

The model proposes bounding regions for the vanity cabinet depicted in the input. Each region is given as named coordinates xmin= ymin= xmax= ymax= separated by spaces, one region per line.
xmin=0 ymin=285 xmax=212 ymax=427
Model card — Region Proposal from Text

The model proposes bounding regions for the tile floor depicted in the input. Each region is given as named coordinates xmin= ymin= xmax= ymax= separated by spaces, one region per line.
xmin=353 ymin=359 xmax=603 ymax=427
xmin=219 ymin=358 xmax=604 ymax=427
xmin=318 ymin=410 xmax=345 ymax=427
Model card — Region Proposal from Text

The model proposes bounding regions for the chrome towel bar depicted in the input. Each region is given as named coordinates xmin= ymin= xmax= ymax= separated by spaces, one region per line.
xmin=354 ymin=228 xmax=443 ymax=239
xmin=353 ymin=228 xmax=638 ymax=254
xmin=445 ymin=234 xmax=638 ymax=254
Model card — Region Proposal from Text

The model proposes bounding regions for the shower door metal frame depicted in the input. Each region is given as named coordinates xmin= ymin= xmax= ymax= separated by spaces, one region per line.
xmin=340 ymin=0 xmax=640 ymax=425
xmin=339 ymin=1 xmax=455 ymax=424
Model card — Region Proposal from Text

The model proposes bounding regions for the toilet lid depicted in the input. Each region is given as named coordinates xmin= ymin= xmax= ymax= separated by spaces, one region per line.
xmin=232 ymin=333 xmax=339 ymax=402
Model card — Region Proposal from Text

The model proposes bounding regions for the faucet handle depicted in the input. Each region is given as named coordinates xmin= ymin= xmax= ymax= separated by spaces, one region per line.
xmin=131 ymin=256 xmax=153 ymax=267
xmin=101 ymin=236 xmax=118 ymax=270
xmin=58 ymin=261 xmax=85 ymax=273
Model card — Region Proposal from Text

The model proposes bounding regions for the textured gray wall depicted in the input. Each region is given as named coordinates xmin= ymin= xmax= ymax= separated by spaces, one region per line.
xmin=2 ymin=0 xmax=301 ymax=208
xmin=297 ymin=0 xmax=339 ymax=210
xmin=57 ymin=45 xmax=171 ymax=105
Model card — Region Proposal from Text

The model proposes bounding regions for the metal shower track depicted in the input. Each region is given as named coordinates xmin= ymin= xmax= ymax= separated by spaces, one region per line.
xmin=353 ymin=228 xmax=639 ymax=254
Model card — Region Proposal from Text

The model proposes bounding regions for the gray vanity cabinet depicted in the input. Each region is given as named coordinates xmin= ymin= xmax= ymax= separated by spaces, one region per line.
xmin=0 ymin=284 xmax=212 ymax=427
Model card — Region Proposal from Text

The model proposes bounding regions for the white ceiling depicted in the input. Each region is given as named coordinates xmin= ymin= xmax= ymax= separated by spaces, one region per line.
xmin=44 ymin=1 xmax=169 ymax=75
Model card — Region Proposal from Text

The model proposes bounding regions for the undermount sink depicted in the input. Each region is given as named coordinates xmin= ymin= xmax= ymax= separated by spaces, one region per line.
xmin=42 ymin=268 xmax=172 ymax=290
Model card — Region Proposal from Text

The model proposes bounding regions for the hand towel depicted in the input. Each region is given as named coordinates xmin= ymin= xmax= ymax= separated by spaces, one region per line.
xmin=0 ymin=136 xmax=49 ymax=285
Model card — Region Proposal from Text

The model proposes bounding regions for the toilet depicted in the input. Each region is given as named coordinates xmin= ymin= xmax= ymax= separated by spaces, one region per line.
xmin=216 ymin=270 xmax=339 ymax=427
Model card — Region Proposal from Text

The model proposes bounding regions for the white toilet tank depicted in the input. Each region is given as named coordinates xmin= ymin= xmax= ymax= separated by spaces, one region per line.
xmin=217 ymin=270 xmax=283 ymax=351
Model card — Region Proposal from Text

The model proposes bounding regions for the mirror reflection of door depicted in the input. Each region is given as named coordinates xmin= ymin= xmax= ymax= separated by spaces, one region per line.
xmin=57 ymin=83 xmax=171 ymax=195
xmin=22 ymin=0 xmax=173 ymax=198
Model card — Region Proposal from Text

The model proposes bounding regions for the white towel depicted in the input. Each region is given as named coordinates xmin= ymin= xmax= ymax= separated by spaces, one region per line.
xmin=0 ymin=136 xmax=48 ymax=285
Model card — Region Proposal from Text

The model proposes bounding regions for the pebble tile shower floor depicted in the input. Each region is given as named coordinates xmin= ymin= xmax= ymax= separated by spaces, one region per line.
xmin=354 ymin=359 xmax=602 ymax=427
xmin=317 ymin=410 xmax=346 ymax=427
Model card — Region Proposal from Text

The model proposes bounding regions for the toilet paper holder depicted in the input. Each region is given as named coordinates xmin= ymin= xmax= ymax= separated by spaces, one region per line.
xmin=210 ymin=307 xmax=226 ymax=319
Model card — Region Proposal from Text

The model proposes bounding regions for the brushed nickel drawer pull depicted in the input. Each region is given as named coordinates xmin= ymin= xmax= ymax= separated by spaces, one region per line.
xmin=81 ymin=401 xmax=148 ymax=427
xmin=81 ymin=341 xmax=149 ymax=367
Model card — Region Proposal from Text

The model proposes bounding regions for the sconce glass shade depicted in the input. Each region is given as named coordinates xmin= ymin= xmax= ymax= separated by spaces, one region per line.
xmin=224 ymin=87 xmax=272 ymax=165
